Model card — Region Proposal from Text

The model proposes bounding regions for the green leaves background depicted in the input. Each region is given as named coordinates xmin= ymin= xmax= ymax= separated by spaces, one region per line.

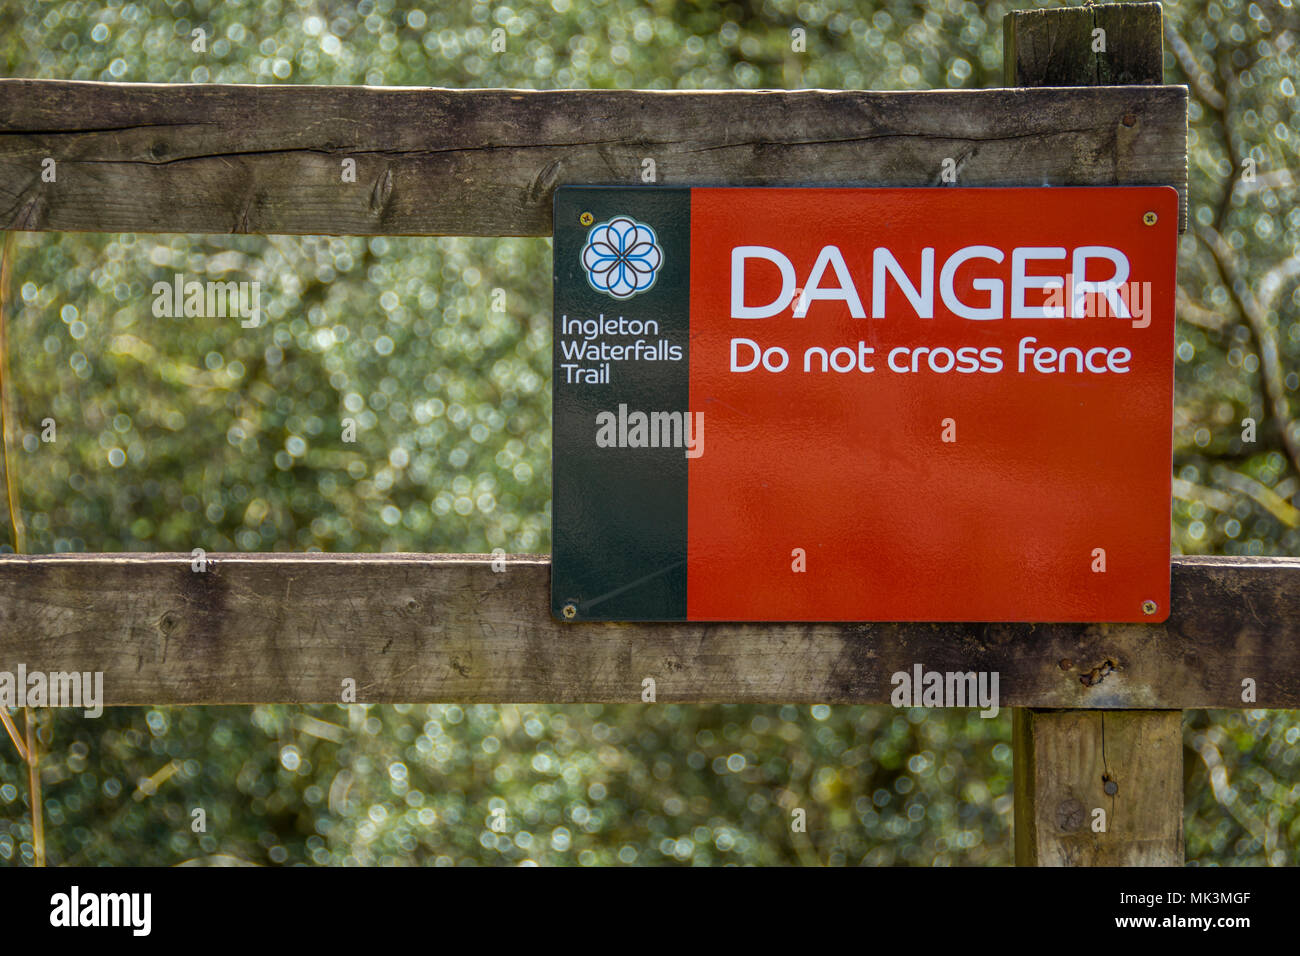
xmin=0 ymin=0 xmax=1296 ymax=865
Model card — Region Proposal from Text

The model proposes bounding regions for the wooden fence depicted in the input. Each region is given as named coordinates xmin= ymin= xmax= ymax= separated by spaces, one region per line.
xmin=1 ymin=2 xmax=1295 ymax=866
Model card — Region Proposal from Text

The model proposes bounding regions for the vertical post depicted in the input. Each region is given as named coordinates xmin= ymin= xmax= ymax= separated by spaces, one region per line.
xmin=1003 ymin=2 xmax=1185 ymax=866
xmin=1014 ymin=710 xmax=1183 ymax=865
xmin=1004 ymin=3 xmax=1165 ymax=88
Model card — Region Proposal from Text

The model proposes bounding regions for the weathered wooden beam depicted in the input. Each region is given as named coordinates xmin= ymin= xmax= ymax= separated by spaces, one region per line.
xmin=0 ymin=81 xmax=1187 ymax=236
xmin=0 ymin=554 xmax=1292 ymax=707
xmin=1013 ymin=709 xmax=1183 ymax=866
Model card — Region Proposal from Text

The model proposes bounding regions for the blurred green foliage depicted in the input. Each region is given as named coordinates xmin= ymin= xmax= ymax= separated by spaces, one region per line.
xmin=0 ymin=0 xmax=1297 ymax=865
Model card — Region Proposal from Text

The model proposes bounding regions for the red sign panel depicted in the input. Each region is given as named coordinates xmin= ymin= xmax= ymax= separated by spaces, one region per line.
xmin=684 ymin=187 xmax=1177 ymax=622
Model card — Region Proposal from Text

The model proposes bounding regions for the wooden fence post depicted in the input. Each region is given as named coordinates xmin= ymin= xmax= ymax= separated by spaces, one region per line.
xmin=1005 ymin=2 xmax=1185 ymax=866
xmin=1014 ymin=710 xmax=1183 ymax=865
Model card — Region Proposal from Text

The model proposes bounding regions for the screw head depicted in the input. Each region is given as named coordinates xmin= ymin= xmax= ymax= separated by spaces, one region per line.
xmin=1104 ymin=779 xmax=1119 ymax=796
xmin=1142 ymin=599 xmax=1158 ymax=615
xmin=1122 ymin=113 xmax=1137 ymax=127
xmin=579 ymin=212 xmax=593 ymax=226
xmin=562 ymin=603 xmax=577 ymax=620
xmin=1143 ymin=211 xmax=1158 ymax=226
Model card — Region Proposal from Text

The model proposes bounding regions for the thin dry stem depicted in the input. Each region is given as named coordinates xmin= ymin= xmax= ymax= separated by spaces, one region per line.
xmin=0 ymin=708 xmax=27 ymax=762
xmin=0 ymin=231 xmax=23 ymax=554
xmin=0 ymin=230 xmax=42 ymax=865
xmin=25 ymin=710 xmax=42 ymax=866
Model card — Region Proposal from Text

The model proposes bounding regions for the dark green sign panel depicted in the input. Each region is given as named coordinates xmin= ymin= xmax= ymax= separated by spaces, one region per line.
xmin=552 ymin=187 xmax=690 ymax=621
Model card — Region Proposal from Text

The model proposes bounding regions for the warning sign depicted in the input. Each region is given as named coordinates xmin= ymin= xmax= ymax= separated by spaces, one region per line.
xmin=552 ymin=186 xmax=1178 ymax=622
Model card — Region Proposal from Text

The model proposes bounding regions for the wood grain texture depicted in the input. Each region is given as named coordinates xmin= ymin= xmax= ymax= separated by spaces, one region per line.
xmin=1014 ymin=709 xmax=1183 ymax=866
xmin=0 ymin=554 xmax=1291 ymax=706
xmin=1004 ymin=2 xmax=1165 ymax=87
xmin=0 ymin=81 xmax=1188 ymax=236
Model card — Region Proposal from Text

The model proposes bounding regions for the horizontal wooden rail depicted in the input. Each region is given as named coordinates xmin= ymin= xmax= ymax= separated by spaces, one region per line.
xmin=0 ymin=81 xmax=1187 ymax=236
xmin=0 ymin=553 xmax=1291 ymax=707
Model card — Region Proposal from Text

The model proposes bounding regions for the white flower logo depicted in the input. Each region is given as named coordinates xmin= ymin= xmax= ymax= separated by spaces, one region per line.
xmin=581 ymin=216 xmax=663 ymax=299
